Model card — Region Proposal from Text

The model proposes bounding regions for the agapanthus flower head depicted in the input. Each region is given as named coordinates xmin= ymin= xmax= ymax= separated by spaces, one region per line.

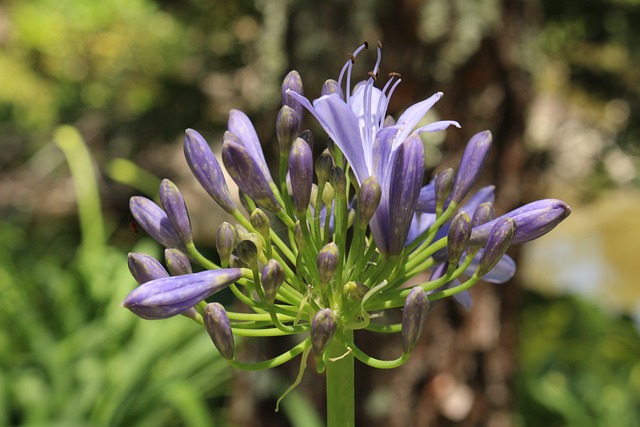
xmin=123 ymin=42 xmax=571 ymax=401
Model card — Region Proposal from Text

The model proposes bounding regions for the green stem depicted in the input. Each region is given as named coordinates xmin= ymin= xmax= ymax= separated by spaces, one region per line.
xmin=326 ymin=330 xmax=355 ymax=427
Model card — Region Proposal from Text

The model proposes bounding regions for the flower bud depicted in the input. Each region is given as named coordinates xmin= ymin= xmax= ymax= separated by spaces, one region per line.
xmin=294 ymin=221 xmax=306 ymax=251
xmin=159 ymin=179 xmax=193 ymax=245
xmin=470 ymin=199 xmax=571 ymax=245
xmin=276 ymin=105 xmax=301 ymax=153
xmin=329 ymin=166 xmax=347 ymax=196
xmin=476 ymin=218 xmax=516 ymax=277
xmin=321 ymin=79 xmax=342 ymax=98
xmin=288 ymin=138 xmax=313 ymax=217
xmin=281 ymin=70 xmax=305 ymax=118
xmin=343 ymin=281 xmax=368 ymax=301
xmin=416 ymin=183 xmax=436 ymax=213
xmin=184 ymin=129 xmax=237 ymax=214
xmin=165 ymin=248 xmax=192 ymax=276
xmin=317 ymin=242 xmax=339 ymax=284
xmin=321 ymin=182 xmax=335 ymax=207
xmin=386 ymin=134 xmax=424 ymax=256
xmin=402 ymin=287 xmax=429 ymax=354
xmin=434 ymin=168 xmax=454 ymax=213
xmin=216 ymin=222 xmax=236 ymax=266
xmin=447 ymin=212 xmax=471 ymax=267
xmin=261 ymin=259 xmax=284 ymax=303
xmin=250 ymin=208 xmax=270 ymax=241
xmin=203 ymin=302 xmax=234 ymax=360
xmin=315 ymin=149 xmax=334 ymax=185
xmin=129 ymin=196 xmax=185 ymax=251
xmin=472 ymin=202 xmax=495 ymax=228
xmin=299 ymin=129 xmax=314 ymax=151
xmin=128 ymin=253 xmax=169 ymax=284
xmin=450 ymin=131 xmax=492 ymax=206
xmin=236 ymin=239 xmax=259 ymax=268
xmin=311 ymin=308 xmax=337 ymax=360
xmin=122 ymin=268 xmax=242 ymax=320
xmin=358 ymin=176 xmax=381 ymax=227
xmin=222 ymin=134 xmax=281 ymax=213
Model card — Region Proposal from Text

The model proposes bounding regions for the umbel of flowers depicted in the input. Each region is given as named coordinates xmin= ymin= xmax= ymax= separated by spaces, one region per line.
xmin=123 ymin=42 xmax=570 ymax=418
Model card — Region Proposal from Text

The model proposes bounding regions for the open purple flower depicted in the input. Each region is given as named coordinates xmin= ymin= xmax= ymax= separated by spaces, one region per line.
xmin=288 ymin=42 xmax=460 ymax=256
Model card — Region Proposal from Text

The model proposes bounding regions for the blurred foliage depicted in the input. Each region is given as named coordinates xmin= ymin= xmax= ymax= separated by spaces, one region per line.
xmin=0 ymin=127 xmax=233 ymax=426
xmin=517 ymin=291 xmax=640 ymax=427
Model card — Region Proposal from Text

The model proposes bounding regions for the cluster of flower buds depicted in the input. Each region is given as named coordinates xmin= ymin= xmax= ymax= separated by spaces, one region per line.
xmin=123 ymin=42 xmax=571 ymax=373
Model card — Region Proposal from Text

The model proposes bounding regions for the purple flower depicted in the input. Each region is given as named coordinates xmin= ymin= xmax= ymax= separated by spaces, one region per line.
xmin=288 ymin=137 xmax=313 ymax=216
xmin=159 ymin=179 xmax=192 ymax=245
xmin=183 ymin=129 xmax=237 ymax=214
xmin=287 ymin=43 xmax=459 ymax=255
xmin=470 ymin=199 xmax=571 ymax=245
xmin=122 ymin=268 xmax=242 ymax=320
xmin=222 ymin=132 xmax=280 ymax=212
xmin=128 ymin=252 xmax=169 ymax=284
xmin=203 ymin=302 xmax=235 ymax=360
xmin=129 ymin=196 xmax=186 ymax=251
xmin=449 ymin=131 xmax=492 ymax=206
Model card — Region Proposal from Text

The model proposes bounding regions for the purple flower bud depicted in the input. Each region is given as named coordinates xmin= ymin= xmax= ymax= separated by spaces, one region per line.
xmin=216 ymin=222 xmax=236 ymax=267
xmin=315 ymin=149 xmax=334 ymax=185
xmin=472 ymin=202 xmax=495 ymax=228
xmin=222 ymin=135 xmax=280 ymax=212
xmin=282 ymin=70 xmax=305 ymax=118
xmin=402 ymin=287 xmax=429 ymax=354
xmin=358 ymin=176 xmax=381 ymax=227
xmin=203 ymin=302 xmax=234 ymax=360
xmin=388 ymin=134 xmax=425 ymax=256
xmin=321 ymin=79 xmax=342 ymax=98
xmin=159 ymin=179 xmax=192 ymax=245
xmin=434 ymin=168 xmax=454 ymax=212
xmin=261 ymin=259 xmax=284 ymax=303
xmin=447 ymin=212 xmax=471 ymax=267
xmin=416 ymin=183 xmax=436 ymax=213
xmin=470 ymin=199 xmax=571 ymax=245
xmin=311 ymin=308 xmax=337 ymax=359
xmin=129 ymin=196 xmax=186 ymax=251
xmin=164 ymin=248 xmax=192 ymax=276
xmin=128 ymin=252 xmax=169 ymax=284
xmin=122 ymin=268 xmax=242 ymax=320
xmin=183 ymin=129 xmax=236 ymax=214
xmin=276 ymin=105 xmax=302 ymax=153
xmin=317 ymin=242 xmax=339 ymax=284
xmin=250 ymin=208 xmax=270 ymax=241
xmin=288 ymin=138 xmax=313 ymax=217
xmin=476 ymin=218 xmax=516 ymax=277
xmin=450 ymin=131 xmax=492 ymax=205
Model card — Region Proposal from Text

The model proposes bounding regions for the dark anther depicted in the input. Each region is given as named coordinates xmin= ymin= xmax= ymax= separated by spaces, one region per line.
xmin=363 ymin=41 xmax=369 ymax=49
xmin=377 ymin=40 xmax=383 ymax=49
xmin=389 ymin=72 xmax=401 ymax=78
xmin=348 ymin=52 xmax=356 ymax=64
xmin=367 ymin=71 xmax=377 ymax=81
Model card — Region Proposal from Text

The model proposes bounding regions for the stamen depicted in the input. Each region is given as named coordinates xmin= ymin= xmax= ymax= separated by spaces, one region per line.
xmin=367 ymin=71 xmax=377 ymax=82
xmin=339 ymin=42 xmax=369 ymax=102
xmin=372 ymin=42 xmax=382 ymax=76
xmin=377 ymin=77 xmax=402 ymax=128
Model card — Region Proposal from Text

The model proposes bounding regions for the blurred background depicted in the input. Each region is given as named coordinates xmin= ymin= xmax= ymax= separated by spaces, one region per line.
xmin=1 ymin=0 xmax=639 ymax=426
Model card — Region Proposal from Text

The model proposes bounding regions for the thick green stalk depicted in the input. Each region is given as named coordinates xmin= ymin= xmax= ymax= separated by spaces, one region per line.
xmin=326 ymin=330 xmax=355 ymax=427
